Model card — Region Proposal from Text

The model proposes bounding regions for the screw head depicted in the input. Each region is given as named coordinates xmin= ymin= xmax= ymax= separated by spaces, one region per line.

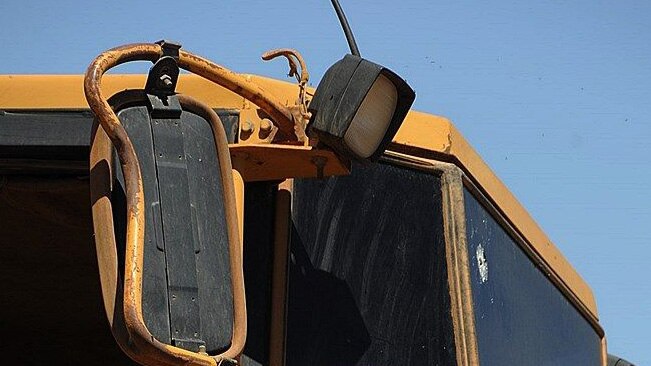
xmin=241 ymin=120 xmax=254 ymax=133
xmin=260 ymin=118 xmax=273 ymax=132
xmin=159 ymin=74 xmax=173 ymax=88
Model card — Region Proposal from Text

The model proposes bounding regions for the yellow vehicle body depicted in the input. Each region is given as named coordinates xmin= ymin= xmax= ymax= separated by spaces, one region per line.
xmin=0 ymin=72 xmax=607 ymax=365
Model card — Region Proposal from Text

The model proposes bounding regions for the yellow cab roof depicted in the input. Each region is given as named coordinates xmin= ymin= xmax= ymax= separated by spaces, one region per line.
xmin=0 ymin=73 xmax=598 ymax=324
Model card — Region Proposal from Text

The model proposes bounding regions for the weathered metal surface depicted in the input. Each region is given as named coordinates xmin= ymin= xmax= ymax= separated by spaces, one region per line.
xmin=170 ymin=96 xmax=247 ymax=361
xmin=262 ymin=49 xmax=309 ymax=87
xmin=0 ymin=109 xmax=236 ymax=167
xmin=83 ymin=43 xmax=298 ymax=143
xmin=0 ymin=110 xmax=92 ymax=148
xmin=463 ymin=187 xmax=602 ymax=365
xmin=178 ymin=49 xmax=298 ymax=143
xmin=112 ymin=102 xmax=235 ymax=353
xmin=262 ymin=48 xmax=310 ymax=142
xmin=82 ymin=43 xmax=302 ymax=365
xmin=89 ymin=89 xmax=245 ymax=365
xmin=437 ymin=161 xmax=481 ymax=366
xmin=230 ymin=144 xmax=349 ymax=182
xmin=148 ymin=106 xmax=205 ymax=352
xmin=0 ymin=108 xmax=235 ymax=176
xmin=0 ymin=74 xmax=301 ymax=112
xmin=288 ymin=161 xmax=457 ymax=366
xmin=0 ymin=111 xmax=92 ymax=174
xmin=3 ymin=64 xmax=605 ymax=356
xmin=112 ymin=105 xmax=172 ymax=346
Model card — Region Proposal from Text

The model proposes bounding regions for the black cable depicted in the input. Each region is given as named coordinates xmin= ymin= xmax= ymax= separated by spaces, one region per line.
xmin=330 ymin=0 xmax=361 ymax=56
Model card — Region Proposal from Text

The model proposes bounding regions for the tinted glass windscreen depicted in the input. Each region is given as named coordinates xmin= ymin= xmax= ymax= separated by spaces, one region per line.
xmin=288 ymin=162 xmax=457 ymax=366
xmin=464 ymin=188 xmax=601 ymax=365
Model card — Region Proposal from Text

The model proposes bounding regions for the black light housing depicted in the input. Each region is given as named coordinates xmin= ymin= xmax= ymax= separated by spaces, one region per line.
xmin=307 ymin=54 xmax=415 ymax=161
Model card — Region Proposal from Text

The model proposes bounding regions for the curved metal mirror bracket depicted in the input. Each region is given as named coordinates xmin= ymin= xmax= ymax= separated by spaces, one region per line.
xmin=87 ymin=43 xmax=255 ymax=366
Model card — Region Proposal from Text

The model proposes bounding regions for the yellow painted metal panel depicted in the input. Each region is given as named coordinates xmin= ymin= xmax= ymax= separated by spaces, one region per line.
xmin=0 ymin=73 xmax=599 ymax=323
xmin=392 ymin=111 xmax=599 ymax=321
xmin=0 ymin=74 xmax=300 ymax=110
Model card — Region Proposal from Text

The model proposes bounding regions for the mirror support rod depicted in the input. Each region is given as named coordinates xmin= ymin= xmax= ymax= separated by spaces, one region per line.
xmin=330 ymin=0 xmax=361 ymax=56
xmin=85 ymin=43 xmax=248 ymax=366
xmin=85 ymin=43 xmax=299 ymax=142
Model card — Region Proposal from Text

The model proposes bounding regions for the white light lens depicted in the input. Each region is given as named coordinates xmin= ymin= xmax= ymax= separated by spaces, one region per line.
xmin=343 ymin=74 xmax=398 ymax=159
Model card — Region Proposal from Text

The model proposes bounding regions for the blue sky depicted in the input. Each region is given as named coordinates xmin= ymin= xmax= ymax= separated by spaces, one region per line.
xmin=2 ymin=0 xmax=650 ymax=363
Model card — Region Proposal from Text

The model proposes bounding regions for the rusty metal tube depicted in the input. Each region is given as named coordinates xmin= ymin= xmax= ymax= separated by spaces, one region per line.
xmin=85 ymin=43 xmax=164 ymax=364
xmin=84 ymin=43 xmax=297 ymax=141
xmin=261 ymin=48 xmax=309 ymax=85
xmin=84 ymin=43 xmax=261 ymax=365
xmin=177 ymin=95 xmax=247 ymax=361
xmin=177 ymin=49 xmax=297 ymax=141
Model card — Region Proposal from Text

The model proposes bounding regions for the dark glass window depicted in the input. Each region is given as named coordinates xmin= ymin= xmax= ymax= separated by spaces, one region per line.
xmin=287 ymin=162 xmax=457 ymax=366
xmin=464 ymin=188 xmax=602 ymax=365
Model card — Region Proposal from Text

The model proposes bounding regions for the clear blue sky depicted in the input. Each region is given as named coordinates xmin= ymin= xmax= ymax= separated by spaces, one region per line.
xmin=2 ymin=0 xmax=650 ymax=363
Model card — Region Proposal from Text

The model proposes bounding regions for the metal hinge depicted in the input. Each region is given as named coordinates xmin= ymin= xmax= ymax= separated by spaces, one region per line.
xmin=145 ymin=41 xmax=182 ymax=119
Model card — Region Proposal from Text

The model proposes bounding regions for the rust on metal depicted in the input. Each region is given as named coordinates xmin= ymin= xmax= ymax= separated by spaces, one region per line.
xmin=262 ymin=48 xmax=309 ymax=86
xmin=7 ymin=70 xmax=601 ymax=327
xmin=85 ymin=43 xmax=254 ymax=365
xmin=177 ymin=95 xmax=247 ymax=361
xmin=178 ymin=49 xmax=299 ymax=142
xmin=84 ymin=43 xmax=300 ymax=143
xmin=262 ymin=48 xmax=311 ymax=142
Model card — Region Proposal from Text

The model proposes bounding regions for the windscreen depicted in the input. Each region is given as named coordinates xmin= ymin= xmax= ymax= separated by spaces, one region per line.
xmin=288 ymin=162 xmax=457 ymax=366
xmin=464 ymin=187 xmax=602 ymax=365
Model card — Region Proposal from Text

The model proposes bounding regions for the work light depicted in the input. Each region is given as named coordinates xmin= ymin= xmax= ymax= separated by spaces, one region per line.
xmin=307 ymin=54 xmax=415 ymax=161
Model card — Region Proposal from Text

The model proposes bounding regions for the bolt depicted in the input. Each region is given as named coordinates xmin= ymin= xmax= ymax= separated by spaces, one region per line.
xmin=311 ymin=156 xmax=327 ymax=179
xmin=241 ymin=120 xmax=254 ymax=134
xmin=260 ymin=118 xmax=272 ymax=132
xmin=259 ymin=118 xmax=273 ymax=139
xmin=159 ymin=74 xmax=173 ymax=88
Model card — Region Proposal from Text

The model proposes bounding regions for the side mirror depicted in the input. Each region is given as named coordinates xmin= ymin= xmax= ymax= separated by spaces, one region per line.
xmin=88 ymin=47 xmax=246 ymax=366
xmin=307 ymin=54 xmax=415 ymax=161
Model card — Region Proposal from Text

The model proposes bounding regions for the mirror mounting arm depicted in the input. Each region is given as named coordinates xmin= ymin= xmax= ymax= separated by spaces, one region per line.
xmin=84 ymin=42 xmax=301 ymax=144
